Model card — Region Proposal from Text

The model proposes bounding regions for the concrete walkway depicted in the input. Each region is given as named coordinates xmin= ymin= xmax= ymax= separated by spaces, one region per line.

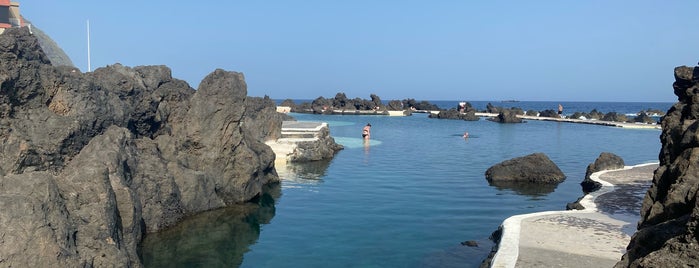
xmin=474 ymin=113 xmax=660 ymax=129
xmin=490 ymin=163 xmax=658 ymax=268
xmin=265 ymin=121 xmax=326 ymax=163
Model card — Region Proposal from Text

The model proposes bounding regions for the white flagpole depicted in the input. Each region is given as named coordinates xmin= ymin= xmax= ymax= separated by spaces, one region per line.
xmin=87 ymin=20 xmax=91 ymax=72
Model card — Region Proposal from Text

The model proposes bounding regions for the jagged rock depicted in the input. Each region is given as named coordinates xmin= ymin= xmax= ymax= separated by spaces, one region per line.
xmin=307 ymin=93 xmax=390 ymax=114
xmin=602 ymin=112 xmax=628 ymax=122
xmin=615 ymin=65 xmax=699 ymax=267
xmin=485 ymin=153 xmax=566 ymax=183
xmin=581 ymin=152 xmax=625 ymax=193
xmin=288 ymin=126 xmax=344 ymax=162
xmin=369 ymin=93 xmax=383 ymax=109
xmin=387 ymin=100 xmax=403 ymax=110
xmin=244 ymin=95 xmax=293 ymax=142
xmin=293 ymin=94 xmax=443 ymax=114
xmin=588 ymin=109 xmax=604 ymax=120
xmin=487 ymin=109 xmax=523 ymax=123
xmin=486 ymin=102 xmax=502 ymax=113
xmin=538 ymin=109 xmax=559 ymax=118
xmin=311 ymin=96 xmax=333 ymax=114
xmin=402 ymin=98 xmax=441 ymax=111
xmin=333 ymin=92 xmax=350 ymax=109
xmin=0 ymin=27 xmax=283 ymax=267
xmin=428 ymin=109 xmax=479 ymax=121
xmin=279 ymin=99 xmax=296 ymax=109
xmin=634 ymin=112 xmax=657 ymax=124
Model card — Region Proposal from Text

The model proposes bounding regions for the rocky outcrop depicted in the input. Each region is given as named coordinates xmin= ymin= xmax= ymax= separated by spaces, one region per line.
xmin=567 ymin=152 xmax=626 ymax=210
xmin=267 ymin=121 xmax=344 ymax=163
xmin=538 ymin=109 xmax=559 ymax=118
xmin=244 ymin=95 xmax=294 ymax=142
xmin=403 ymin=98 xmax=442 ymax=111
xmin=0 ymin=27 xmax=282 ymax=267
xmin=602 ymin=112 xmax=628 ymax=122
xmin=428 ymin=109 xmax=479 ymax=121
xmin=288 ymin=126 xmax=344 ymax=162
xmin=615 ymin=65 xmax=699 ymax=267
xmin=634 ymin=112 xmax=657 ymax=124
xmin=485 ymin=153 xmax=566 ymax=183
xmin=285 ymin=94 xmax=442 ymax=114
xmin=487 ymin=109 xmax=523 ymax=123
xmin=581 ymin=152 xmax=625 ymax=193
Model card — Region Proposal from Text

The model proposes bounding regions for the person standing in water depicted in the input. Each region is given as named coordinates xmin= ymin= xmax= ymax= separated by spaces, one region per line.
xmin=362 ymin=123 xmax=372 ymax=140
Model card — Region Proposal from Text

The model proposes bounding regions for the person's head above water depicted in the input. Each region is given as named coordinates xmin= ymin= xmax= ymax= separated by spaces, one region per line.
xmin=366 ymin=123 xmax=371 ymax=127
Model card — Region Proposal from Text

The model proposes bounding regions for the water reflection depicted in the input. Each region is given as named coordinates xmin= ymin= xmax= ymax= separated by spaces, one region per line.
xmin=489 ymin=181 xmax=559 ymax=197
xmin=276 ymin=159 xmax=332 ymax=185
xmin=139 ymin=183 xmax=280 ymax=267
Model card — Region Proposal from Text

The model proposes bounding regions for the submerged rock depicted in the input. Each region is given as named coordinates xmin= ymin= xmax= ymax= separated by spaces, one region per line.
xmin=461 ymin=240 xmax=479 ymax=247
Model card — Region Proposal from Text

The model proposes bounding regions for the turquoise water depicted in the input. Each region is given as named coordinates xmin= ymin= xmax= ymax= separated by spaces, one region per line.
xmin=141 ymin=101 xmax=669 ymax=268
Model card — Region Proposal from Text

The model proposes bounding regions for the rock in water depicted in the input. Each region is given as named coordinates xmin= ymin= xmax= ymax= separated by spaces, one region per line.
xmin=581 ymin=152 xmax=625 ymax=193
xmin=487 ymin=109 xmax=523 ymax=123
xmin=485 ymin=153 xmax=565 ymax=183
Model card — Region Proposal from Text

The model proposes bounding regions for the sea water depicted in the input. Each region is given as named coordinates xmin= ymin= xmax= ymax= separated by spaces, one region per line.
xmin=140 ymin=101 xmax=671 ymax=268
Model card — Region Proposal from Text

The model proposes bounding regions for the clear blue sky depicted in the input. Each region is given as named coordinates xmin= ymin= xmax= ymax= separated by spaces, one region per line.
xmin=21 ymin=1 xmax=699 ymax=102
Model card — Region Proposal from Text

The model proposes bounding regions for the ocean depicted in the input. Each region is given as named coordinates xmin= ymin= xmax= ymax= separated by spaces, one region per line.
xmin=140 ymin=101 xmax=672 ymax=268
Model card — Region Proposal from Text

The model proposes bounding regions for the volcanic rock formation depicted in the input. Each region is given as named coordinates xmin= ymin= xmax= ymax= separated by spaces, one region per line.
xmin=581 ymin=152 xmax=625 ymax=193
xmin=0 ymin=27 xmax=285 ymax=267
xmin=485 ymin=153 xmax=565 ymax=184
xmin=615 ymin=65 xmax=699 ymax=267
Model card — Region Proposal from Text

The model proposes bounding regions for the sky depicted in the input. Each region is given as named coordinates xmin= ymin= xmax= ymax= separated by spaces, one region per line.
xmin=20 ymin=1 xmax=699 ymax=102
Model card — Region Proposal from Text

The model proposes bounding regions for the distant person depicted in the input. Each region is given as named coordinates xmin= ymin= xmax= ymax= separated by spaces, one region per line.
xmin=558 ymin=104 xmax=563 ymax=117
xmin=463 ymin=131 xmax=469 ymax=139
xmin=362 ymin=123 xmax=372 ymax=140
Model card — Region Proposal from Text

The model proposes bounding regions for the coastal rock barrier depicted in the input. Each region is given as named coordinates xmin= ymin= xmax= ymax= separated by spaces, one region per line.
xmin=0 ymin=27 xmax=285 ymax=267
xmin=614 ymin=65 xmax=699 ymax=267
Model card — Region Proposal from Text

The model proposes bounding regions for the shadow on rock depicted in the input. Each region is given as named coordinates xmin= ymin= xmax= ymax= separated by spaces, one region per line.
xmin=138 ymin=183 xmax=281 ymax=267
